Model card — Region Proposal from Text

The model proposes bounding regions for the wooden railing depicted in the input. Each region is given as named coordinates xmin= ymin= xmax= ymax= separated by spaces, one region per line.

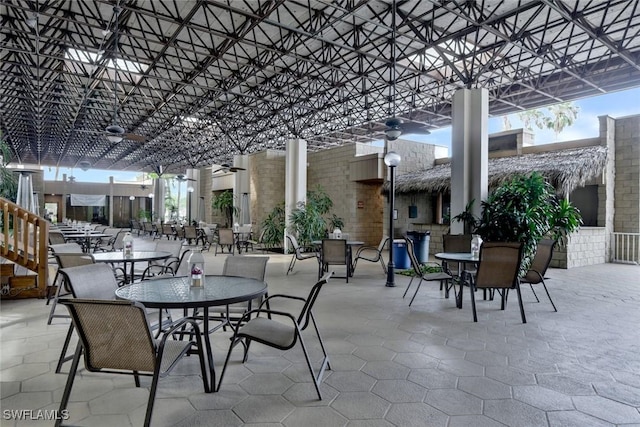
xmin=0 ymin=197 xmax=49 ymax=298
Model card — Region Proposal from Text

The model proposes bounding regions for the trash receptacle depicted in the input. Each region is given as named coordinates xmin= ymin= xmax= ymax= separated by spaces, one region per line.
xmin=407 ymin=231 xmax=431 ymax=263
xmin=392 ymin=239 xmax=410 ymax=270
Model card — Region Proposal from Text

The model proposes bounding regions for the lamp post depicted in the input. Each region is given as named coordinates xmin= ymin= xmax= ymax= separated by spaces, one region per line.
xmin=384 ymin=151 xmax=401 ymax=287
xmin=187 ymin=186 xmax=194 ymax=225
xmin=129 ymin=195 xmax=135 ymax=224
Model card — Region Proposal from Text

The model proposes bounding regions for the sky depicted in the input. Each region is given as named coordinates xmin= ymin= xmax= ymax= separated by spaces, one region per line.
xmin=44 ymin=86 xmax=640 ymax=183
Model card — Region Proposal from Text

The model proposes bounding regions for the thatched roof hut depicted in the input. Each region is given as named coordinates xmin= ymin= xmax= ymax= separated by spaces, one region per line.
xmin=388 ymin=145 xmax=608 ymax=197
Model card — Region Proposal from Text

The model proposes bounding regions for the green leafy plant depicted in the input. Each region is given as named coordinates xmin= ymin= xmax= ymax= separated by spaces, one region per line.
xmin=261 ymin=203 xmax=286 ymax=249
xmin=452 ymin=200 xmax=478 ymax=234
xmin=329 ymin=214 xmax=344 ymax=232
xmin=289 ymin=186 xmax=334 ymax=247
xmin=138 ymin=209 xmax=152 ymax=222
xmin=211 ymin=190 xmax=239 ymax=228
xmin=474 ymin=172 xmax=582 ymax=270
xmin=0 ymin=132 xmax=17 ymax=202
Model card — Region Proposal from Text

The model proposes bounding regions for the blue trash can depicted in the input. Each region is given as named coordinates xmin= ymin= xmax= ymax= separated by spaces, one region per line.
xmin=407 ymin=231 xmax=431 ymax=263
xmin=392 ymin=239 xmax=410 ymax=270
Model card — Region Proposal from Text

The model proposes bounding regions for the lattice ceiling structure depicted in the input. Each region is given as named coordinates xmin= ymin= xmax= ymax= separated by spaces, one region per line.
xmin=1 ymin=0 xmax=640 ymax=174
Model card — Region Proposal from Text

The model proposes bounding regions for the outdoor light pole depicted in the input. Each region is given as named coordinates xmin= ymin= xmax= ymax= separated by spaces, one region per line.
xmin=187 ymin=186 xmax=194 ymax=224
xmin=384 ymin=151 xmax=401 ymax=287
xmin=129 ymin=195 xmax=135 ymax=223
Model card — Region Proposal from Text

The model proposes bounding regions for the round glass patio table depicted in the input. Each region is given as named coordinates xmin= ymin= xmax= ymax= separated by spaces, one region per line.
xmin=93 ymin=251 xmax=171 ymax=284
xmin=434 ymin=252 xmax=479 ymax=308
xmin=115 ymin=275 xmax=267 ymax=393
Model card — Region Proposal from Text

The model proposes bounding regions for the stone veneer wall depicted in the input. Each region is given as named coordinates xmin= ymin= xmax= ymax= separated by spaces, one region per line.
xmin=553 ymin=227 xmax=608 ymax=268
xmin=613 ymin=115 xmax=640 ymax=234
xmin=383 ymin=139 xmax=438 ymax=242
xmin=307 ymin=143 xmax=384 ymax=246
xmin=248 ymin=150 xmax=286 ymax=236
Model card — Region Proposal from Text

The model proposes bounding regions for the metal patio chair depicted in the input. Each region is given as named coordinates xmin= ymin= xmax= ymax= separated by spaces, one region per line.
xmin=520 ymin=239 xmax=557 ymax=312
xmin=466 ymin=242 xmax=526 ymax=323
xmin=403 ymin=237 xmax=453 ymax=306
xmin=353 ymin=236 xmax=389 ymax=274
xmin=55 ymin=299 xmax=207 ymax=427
xmin=286 ymin=233 xmax=319 ymax=275
xmin=218 ymin=271 xmax=333 ymax=399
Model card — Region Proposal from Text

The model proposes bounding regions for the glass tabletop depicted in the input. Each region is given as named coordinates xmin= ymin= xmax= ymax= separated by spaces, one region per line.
xmin=93 ymin=251 xmax=172 ymax=263
xmin=434 ymin=252 xmax=479 ymax=262
xmin=115 ymin=275 xmax=268 ymax=309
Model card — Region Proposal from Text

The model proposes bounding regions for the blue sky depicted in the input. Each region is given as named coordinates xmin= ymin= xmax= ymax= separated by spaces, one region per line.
xmin=406 ymin=87 xmax=640 ymax=154
xmin=46 ymin=87 xmax=640 ymax=183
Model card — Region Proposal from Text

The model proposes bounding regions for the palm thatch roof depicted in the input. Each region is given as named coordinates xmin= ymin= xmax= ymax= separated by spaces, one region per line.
xmin=389 ymin=145 xmax=608 ymax=197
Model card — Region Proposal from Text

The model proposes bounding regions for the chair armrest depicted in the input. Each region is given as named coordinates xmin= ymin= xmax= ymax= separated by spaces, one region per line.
xmin=235 ymin=308 xmax=297 ymax=329
xmin=258 ymin=293 xmax=306 ymax=309
xmin=355 ymin=245 xmax=377 ymax=257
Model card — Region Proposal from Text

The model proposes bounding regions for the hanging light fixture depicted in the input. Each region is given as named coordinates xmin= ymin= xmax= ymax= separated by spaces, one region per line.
xmin=385 ymin=0 xmax=401 ymax=141
xmin=106 ymin=1 xmax=124 ymax=143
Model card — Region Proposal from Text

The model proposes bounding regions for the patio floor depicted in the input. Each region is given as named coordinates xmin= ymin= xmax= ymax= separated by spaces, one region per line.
xmin=2 ymin=241 xmax=640 ymax=426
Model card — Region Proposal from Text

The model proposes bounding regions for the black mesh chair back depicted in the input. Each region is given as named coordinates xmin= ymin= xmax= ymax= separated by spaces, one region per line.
xmin=56 ymin=299 xmax=207 ymax=427
xmin=321 ymin=239 xmax=350 ymax=282
xmin=215 ymin=228 xmax=235 ymax=255
xmin=469 ymin=242 xmax=526 ymax=323
xmin=49 ymin=231 xmax=66 ymax=245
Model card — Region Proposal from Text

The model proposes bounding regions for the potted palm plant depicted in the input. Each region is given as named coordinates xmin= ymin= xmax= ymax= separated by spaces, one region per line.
xmin=211 ymin=190 xmax=239 ymax=228
xmin=473 ymin=172 xmax=582 ymax=270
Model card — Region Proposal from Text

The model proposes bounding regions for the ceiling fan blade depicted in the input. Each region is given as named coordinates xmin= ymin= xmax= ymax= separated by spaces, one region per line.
xmin=125 ymin=133 xmax=147 ymax=142
xmin=398 ymin=122 xmax=431 ymax=135
xmin=229 ymin=167 xmax=246 ymax=172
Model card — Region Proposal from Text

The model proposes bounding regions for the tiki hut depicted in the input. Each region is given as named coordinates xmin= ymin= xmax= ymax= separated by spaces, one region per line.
xmin=387 ymin=145 xmax=608 ymax=197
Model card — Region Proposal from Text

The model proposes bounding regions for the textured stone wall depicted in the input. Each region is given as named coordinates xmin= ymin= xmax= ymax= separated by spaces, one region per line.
xmin=553 ymin=227 xmax=608 ymax=268
xmin=249 ymin=150 xmax=286 ymax=234
xmin=613 ymin=115 xmax=640 ymax=234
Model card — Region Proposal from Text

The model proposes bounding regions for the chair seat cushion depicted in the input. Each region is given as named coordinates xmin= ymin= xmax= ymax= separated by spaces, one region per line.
xmin=423 ymin=272 xmax=452 ymax=281
xmin=239 ymin=317 xmax=296 ymax=348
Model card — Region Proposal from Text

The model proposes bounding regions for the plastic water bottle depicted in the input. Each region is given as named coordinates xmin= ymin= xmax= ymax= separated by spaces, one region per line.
xmin=123 ymin=232 xmax=134 ymax=257
xmin=471 ymin=234 xmax=483 ymax=258
xmin=188 ymin=250 xmax=205 ymax=287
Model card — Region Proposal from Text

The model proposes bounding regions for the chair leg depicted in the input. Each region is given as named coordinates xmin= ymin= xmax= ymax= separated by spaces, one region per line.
xmin=56 ymin=324 xmax=75 ymax=373
xmin=144 ymin=369 xmax=161 ymax=427
xmin=529 ymin=284 xmax=541 ymax=302
xmin=218 ymin=332 xmax=245 ymax=392
xmin=515 ymin=283 xmax=527 ymax=323
xmin=297 ymin=330 xmax=323 ymax=400
xmin=380 ymin=257 xmax=387 ymax=274
xmin=540 ymin=279 xmax=558 ymax=312
xmin=408 ymin=278 xmax=424 ymax=306
xmin=470 ymin=283 xmax=478 ymax=322
xmin=55 ymin=343 xmax=82 ymax=427
xmin=287 ymin=255 xmax=296 ymax=275
xmin=402 ymin=277 xmax=415 ymax=298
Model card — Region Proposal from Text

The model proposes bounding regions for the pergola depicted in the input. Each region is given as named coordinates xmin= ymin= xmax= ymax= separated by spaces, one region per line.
xmin=1 ymin=0 xmax=639 ymax=173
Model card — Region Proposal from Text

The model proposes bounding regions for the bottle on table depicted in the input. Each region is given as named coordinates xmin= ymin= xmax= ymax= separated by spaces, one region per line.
xmin=123 ymin=232 xmax=134 ymax=257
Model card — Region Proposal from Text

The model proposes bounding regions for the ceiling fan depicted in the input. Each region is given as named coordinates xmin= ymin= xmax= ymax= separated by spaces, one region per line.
xmin=382 ymin=0 xmax=430 ymax=141
xmin=104 ymin=1 xmax=145 ymax=143
xmin=175 ymin=174 xmax=196 ymax=182
xmin=213 ymin=164 xmax=246 ymax=174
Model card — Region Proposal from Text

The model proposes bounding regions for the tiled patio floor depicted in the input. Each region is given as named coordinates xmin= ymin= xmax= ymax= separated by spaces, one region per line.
xmin=2 ymin=242 xmax=640 ymax=426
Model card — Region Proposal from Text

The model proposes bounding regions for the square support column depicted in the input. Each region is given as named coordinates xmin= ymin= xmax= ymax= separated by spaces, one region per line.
xmin=285 ymin=139 xmax=307 ymax=251
xmin=450 ymin=88 xmax=489 ymax=234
